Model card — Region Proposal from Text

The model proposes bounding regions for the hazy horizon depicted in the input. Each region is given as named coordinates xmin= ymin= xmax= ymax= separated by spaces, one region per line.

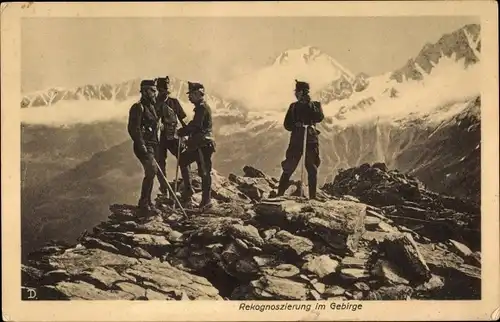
xmin=22 ymin=16 xmax=478 ymax=93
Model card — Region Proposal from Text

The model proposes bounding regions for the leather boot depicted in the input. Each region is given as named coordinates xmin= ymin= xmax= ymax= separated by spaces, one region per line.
xmin=277 ymin=172 xmax=291 ymax=196
xmin=308 ymin=173 xmax=317 ymax=200
xmin=200 ymin=174 xmax=212 ymax=209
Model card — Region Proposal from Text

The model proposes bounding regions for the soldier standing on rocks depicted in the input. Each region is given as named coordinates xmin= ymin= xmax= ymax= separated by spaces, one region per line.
xmin=276 ymin=80 xmax=324 ymax=199
xmin=127 ymin=79 xmax=162 ymax=213
xmin=155 ymin=76 xmax=188 ymax=196
xmin=177 ymin=82 xmax=216 ymax=210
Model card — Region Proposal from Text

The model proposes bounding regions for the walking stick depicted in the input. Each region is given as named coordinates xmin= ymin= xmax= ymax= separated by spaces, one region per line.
xmin=154 ymin=158 xmax=188 ymax=219
xmin=173 ymin=81 xmax=185 ymax=209
xmin=300 ymin=124 xmax=308 ymax=198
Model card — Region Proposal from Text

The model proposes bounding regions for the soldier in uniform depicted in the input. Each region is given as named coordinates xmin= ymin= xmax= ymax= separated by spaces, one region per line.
xmin=177 ymin=82 xmax=216 ymax=210
xmin=154 ymin=76 xmax=188 ymax=195
xmin=276 ymin=80 xmax=324 ymax=199
xmin=127 ymin=79 xmax=161 ymax=212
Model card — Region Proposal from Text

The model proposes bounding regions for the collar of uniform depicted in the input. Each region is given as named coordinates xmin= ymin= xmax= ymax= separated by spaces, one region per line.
xmin=194 ymin=100 xmax=206 ymax=109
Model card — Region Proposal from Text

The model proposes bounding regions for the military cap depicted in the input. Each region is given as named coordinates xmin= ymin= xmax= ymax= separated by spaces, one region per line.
xmin=295 ymin=79 xmax=310 ymax=92
xmin=156 ymin=76 xmax=170 ymax=89
xmin=186 ymin=81 xmax=205 ymax=94
xmin=140 ymin=79 xmax=157 ymax=88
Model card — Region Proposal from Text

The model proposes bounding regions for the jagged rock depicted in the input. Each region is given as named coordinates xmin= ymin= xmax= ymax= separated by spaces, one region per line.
xmin=46 ymin=248 xmax=140 ymax=275
xmin=309 ymin=289 xmax=323 ymax=300
xmin=22 ymin=265 xmax=44 ymax=286
xmin=257 ymin=199 xmax=366 ymax=254
xmin=231 ymin=176 xmax=274 ymax=201
xmin=266 ymin=230 xmax=313 ymax=257
xmin=301 ymin=255 xmax=339 ymax=278
xmin=325 ymin=285 xmax=345 ymax=296
xmin=250 ymin=275 xmax=309 ymax=300
xmin=242 ymin=165 xmax=268 ymax=179
xmin=78 ymin=266 xmax=134 ymax=289
xmin=211 ymin=173 xmax=253 ymax=204
xmin=227 ymin=224 xmax=265 ymax=247
xmin=342 ymin=195 xmax=360 ymax=203
xmin=42 ymin=269 xmax=72 ymax=284
xmin=304 ymin=200 xmax=366 ymax=254
xmin=182 ymin=216 xmax=244 ymax=243
xmin=312 ymin=282 xmax=326 ymax=294
xmin=132 ymin=234 xmax=171 ymax=247
xmin=124 ymin=260 xmax=222 ymax=300
xmin=381 ymin=233 xmax=431 ymax=283
xmin=115 ymin=282 xmax=154 ymax=300
xmin=464 ymin=251 xmax=481 ymax=267
xmin=340 ymin=257 xmax=368 ymax=270
xmin=354 ymin=282 xmax=370 ymax=292
xmin=340 ymin=268 xmax=370 ymax=280
xmin=377 ymin=221 xmax=398 ymax=233
xmin=262 ymin=264 xmax=300 ymax=278
xmin=322 ymin=163 xmax=480 ymax=250
xmin=252 ymin=255 xmax=282 ymax=267
xmin=352 ymin=291 xmax=364 ymax=300
xmin=365 ymin=216 xmax=382 ymax=230
xmin=447 ymin=239 xmax=473 ymax=258
xmin=426 ymin=263 xmax=481 ymax=300
xmin=200 ymin=202 xmax=250 ymax=220
xmin=23 ymin=165 xmax=482 ymax=301
xmin=366 ymin=285 xmax=413 ymax=300
xmin=371 ymin=259 xmax=409 ymax=285
xmin=39 ymin=281 xmax=136 ymax=300
xmin=81 ymin=237 xmax=120 ymax=254
xmin=235 ymin=258 xmax=260 ymax=275
xmin=415 ymin=274 xmax=445 ymax=298
xmin=262 ymin=229 xmax=277 ymax=240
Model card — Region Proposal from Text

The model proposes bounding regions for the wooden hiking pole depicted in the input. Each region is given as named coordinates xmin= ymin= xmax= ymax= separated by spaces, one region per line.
xmin=154 ymin=159 xmax=188 ymax=219
xmin=300 ymin=124 xmax=308 ymax=198
xmin=173 ymin=81 xmax=186 ymax=208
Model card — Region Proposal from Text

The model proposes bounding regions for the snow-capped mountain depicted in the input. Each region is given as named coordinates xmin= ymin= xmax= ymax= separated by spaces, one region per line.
xmin=391 ymin=24 xmax=480 ymax=83
xmin=219 ymin=45 xmax=358 ymax=112
xmin=21 ymin=75 xmax=241 ymax=117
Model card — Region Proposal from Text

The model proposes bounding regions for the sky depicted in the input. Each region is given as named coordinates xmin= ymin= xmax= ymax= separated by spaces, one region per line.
xmin=21 ymin=16 xmax=478 ymax=93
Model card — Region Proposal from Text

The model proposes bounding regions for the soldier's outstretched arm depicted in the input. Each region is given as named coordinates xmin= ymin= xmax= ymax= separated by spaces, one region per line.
xmin=283 ymin=104 xmax=295 ymax=131
xmin=127 ymin=104 xmax=146 ymax=147
xmin=310 ymin=101 xmax=325 ymax=123
xmin=178 ymin=106 xmax=204 ymax=136
xmin=173 ymin=98 xmax=188 ymax=127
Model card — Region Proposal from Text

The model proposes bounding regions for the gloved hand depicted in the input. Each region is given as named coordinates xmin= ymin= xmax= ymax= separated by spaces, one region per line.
xmin=179 ymin=138 xmax=187 ymax=152
xmin=139 ymin=144 xmax=148 ymax=155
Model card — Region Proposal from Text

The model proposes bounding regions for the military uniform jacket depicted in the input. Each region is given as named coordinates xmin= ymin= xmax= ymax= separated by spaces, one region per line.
xmin=156 ymin=97 xmax=187 ymax=140
xmin=177 ymin=100 xmax=214 ymax=150
xmin=283 ymin=99 xmax=324 ymax=143
xmin=127 ymin=98 xmax=161 ymax=146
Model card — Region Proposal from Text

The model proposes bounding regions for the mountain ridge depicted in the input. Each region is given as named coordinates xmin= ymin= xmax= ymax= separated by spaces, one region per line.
xmin=22 ymin=164 xmax=481 ymax=301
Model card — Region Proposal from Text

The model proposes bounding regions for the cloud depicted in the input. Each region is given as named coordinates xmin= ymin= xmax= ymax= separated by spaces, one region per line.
xmin=21 ymin=98 xmax=138 ymax=127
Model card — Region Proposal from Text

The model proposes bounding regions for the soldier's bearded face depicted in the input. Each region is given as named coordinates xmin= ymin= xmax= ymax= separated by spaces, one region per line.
xmin=295 ymin=90 xmax=303 ymax=100
xmin=145 ymin=87 xmax=158 ymax=103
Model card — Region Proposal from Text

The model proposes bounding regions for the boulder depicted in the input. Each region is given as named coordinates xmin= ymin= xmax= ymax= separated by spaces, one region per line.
xmin=381 ymin=233 xmax=431 ymax=283
xmin=301 ymin=255 xmax=339 ymax=278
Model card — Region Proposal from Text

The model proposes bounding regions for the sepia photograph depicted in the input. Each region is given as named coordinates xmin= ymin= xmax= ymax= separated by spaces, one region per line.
xmin=2 ymin=1 xmax=499 ymax=321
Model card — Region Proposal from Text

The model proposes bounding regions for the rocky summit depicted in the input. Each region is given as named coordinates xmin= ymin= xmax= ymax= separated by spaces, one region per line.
xmin=22 ymin=164 xmax=481 ymax=301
